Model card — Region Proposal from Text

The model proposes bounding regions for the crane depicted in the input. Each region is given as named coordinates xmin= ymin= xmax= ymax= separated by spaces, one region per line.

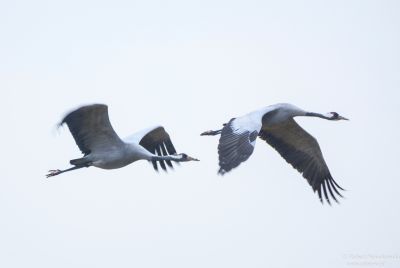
xmin=47 ymin=104 xmax=199 ymax=177
xmin=201 ymin=103 xmax=348 ymax=204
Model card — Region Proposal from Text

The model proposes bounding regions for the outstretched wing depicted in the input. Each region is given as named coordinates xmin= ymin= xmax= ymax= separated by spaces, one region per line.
xmin=259 ymin=117 xmax=344 ymax=204
xmin=217 ymin=119 xmax=259 ymax=174
xmin=138 ymin=126 xmax=177 ymax=171
xmin=60 ymin=104 xmax=124 ymax=155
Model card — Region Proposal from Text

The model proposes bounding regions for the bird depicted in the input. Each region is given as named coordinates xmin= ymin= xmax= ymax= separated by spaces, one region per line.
xmin=47 ymin=104 xmax=199 ymax=178
xmin=200 ymin=103 xmax=348 ymax=204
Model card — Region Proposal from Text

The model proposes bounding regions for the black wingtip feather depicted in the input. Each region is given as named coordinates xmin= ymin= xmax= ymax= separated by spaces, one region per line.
xmin=330 ymin=177 xmax=345 ymax=191
xmin=328 ymin=177 xmax=344 ymax=198
xmin=259 ymin=129 xmax=345 ymax=205
xmin=326 ymin=179 xmax=339 ymax=203
xmin=322 ymin=180 xmax=331 ymax=205
xmin=165 ymin=139 xmax=177 ymax=155
xmin=317 ymin=187 xmax=323 ymax=204
xmin=151 ymin=160 xmax=158 ymax=171
xmin=160 ymin=143 xmax=173 ymax=168
xmin=138 ymin=127 xmax=179 ymax=172
xmin=155 ymin=146 xmax=167 ymax=171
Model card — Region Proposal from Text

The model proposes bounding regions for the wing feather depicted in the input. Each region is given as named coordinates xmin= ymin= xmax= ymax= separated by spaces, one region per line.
xmin=217 ymin=120 xmax=258 ymax=174
xmin=138 ymin=126 xmax=177 ymax=171
xmin=60 ymin=104 xmax=124 ymax=155
xmin=259 ymin=117 xmax=344 ymax=204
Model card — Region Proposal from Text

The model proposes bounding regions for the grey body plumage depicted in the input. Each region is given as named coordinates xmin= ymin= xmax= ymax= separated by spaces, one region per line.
xmin=201 ymin=103 xmax=348 ymax=204
xmin=47 ymin=104 xmax=198 ymax=177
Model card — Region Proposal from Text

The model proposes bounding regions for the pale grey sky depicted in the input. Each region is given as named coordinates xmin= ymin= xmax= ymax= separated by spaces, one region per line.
xmin=1 ymin=0 xmax=400 ymax=267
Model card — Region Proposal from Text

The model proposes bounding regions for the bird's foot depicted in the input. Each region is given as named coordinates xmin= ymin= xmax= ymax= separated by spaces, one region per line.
xmin=46 ymin=169 xmax=61 ymax=178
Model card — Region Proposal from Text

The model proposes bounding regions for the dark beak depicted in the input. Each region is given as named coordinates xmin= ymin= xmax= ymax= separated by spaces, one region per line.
xmin=338 ymin=115 xmax=349 ymax=121
xmin=187 ymin=156 xmax=200 ymax=161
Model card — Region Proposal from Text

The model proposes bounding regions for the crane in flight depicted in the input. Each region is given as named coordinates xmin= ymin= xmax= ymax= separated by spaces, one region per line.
xmin=47 ymin=104 xmax=199 ymax=178
xmin=201 ymin=103 xmax=348 ymax=204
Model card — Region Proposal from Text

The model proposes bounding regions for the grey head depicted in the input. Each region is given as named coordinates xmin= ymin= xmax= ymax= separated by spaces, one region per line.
xmin=177 ymin=153 xmax=200 ymax=162
xmin=326 ymin=112 xmax=349 ymax=121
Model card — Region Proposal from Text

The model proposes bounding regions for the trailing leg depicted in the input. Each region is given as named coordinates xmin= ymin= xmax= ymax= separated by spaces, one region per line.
xmin=46 ymin=161 xmax=91 ymax=178
xmin=200 ymin=129 xmax=222 ymax=136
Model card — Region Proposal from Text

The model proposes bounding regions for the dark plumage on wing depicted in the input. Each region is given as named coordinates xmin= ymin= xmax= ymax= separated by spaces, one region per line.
xmin=201 ymin=103 xmax=348 ymax=204
xmin=59 ymin=104 xmax=124 ymax=156
xmin=47 ymin=104 xmax=198 ymax=177
xmin=139 ymin=126 xmax=177 ymax=171
xmin=217 ymin=122 xmax=258 ymax=174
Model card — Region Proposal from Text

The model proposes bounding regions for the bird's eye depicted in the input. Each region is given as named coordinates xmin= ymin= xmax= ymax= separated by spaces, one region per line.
xmin=330 ymin=112 xmax=339 ymax=118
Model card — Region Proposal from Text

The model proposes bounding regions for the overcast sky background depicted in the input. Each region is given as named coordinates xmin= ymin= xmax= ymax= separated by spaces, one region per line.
xmin=1 ymin=0 xmax=400 ymax=267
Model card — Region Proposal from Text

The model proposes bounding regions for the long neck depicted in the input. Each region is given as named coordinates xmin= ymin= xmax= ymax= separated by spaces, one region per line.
xmin=254 ymin=104 xmax=308 ymax=121
xmin=305 ymin=112 xmax=332 ymax=120
xmin=250 ymin=104 xmax=308 ymax=125
xmin=152 ymin=155 xmax=182 ymax=162
xmin=126 ymin=143 xmax=184 ymax=162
